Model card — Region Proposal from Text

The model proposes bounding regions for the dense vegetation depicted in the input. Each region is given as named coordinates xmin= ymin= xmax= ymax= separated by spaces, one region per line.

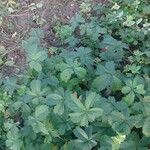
xmin=0 ymin=0 xmax=150 ymax=149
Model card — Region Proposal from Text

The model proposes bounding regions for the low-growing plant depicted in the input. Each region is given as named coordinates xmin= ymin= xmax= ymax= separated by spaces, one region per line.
xmin=0 ymin=0 xmax=150 ymax=149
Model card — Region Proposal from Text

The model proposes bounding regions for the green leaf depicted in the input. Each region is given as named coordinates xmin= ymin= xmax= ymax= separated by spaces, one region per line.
xmin=85 ymin=92 xmax=98 ymax=109
xmin=35 ymin=105 xmax=49 ymax=121
xmin=74 ymin=127 xmax=88 ymax=140
xmin=37 ymin=121 xmax=49 ymax=135
xmin=120 ymin=132 xmax=139 ymax=149
xmin=5 ymin=123 xmax=23 ymax=150
xmin=143 ymin=6 xmax=150 ymax=14
xmin=123 ymin=92 xmax=135 ymax=106
xmin=122 ymin=76 xmax=145 ymax=104
xmin=143 ymin=96 xmax=150 ymax=117
xmin=92 ymin=61 xmax=120 ymax=91
xmin=22 ymin=29 xmax=47 ymax=72
xmin=69 ymin=94 xmax=85 ymax=111
xmin=92 ymin=74 xmax=112 ymax=91
xmin=73 ymin=127 xmax=97 ymax=150
xmin=143 ymin=117 xmax=150 ymax=137
xmin=74 ymin=67 xmax=86 ymax=79
xmin=47 ymin=90 xmax=67 ymax=115
xmin=70 ymin=14 xmax=85 ymax=29
xmin=53 ymin=102 xmax=64 ymax=115
xmin=100 ymin=35 xmax=128 ymax=62
xmin=57 ymin=59 xmax=86 ymax=81
xmin=30 ymin=80 xmax=41 ymax=95
xmin=134 ymin=84 xmax=145 ymax=95
xmin=54 ymin=24 xmax=73 ymax=40
xmin=112 ymin=76 xmax=123 ymax=91
xmin=29 ymin=61 xmax=42 ymax=72
xmin=109 ymin=111 xmax=131 ymax=135
xmin=28 ymin=116 xmax=49 ymax=135
xmin=29 ymin=51 xmax=47 ymax=61
xmin=3 ymin=77 xmax=18 ymax=95
xmin=60 ymin=68 xmax=73 ymax=82
xmin=75 ymin=47 xmax=93 ymax=67
xmin=122 ymin=86 xmax=131 ymax=94
xmin=68 ymin=93 xmax=103 ymax=126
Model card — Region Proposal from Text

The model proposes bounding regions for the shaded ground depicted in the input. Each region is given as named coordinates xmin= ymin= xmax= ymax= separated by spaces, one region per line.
xmin=0 ymin=0 xmax=105 ymax=76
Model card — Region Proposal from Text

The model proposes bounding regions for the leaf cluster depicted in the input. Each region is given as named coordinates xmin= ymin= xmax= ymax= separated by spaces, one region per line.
xmin=0 ymin=0 xmax=150 ymax=149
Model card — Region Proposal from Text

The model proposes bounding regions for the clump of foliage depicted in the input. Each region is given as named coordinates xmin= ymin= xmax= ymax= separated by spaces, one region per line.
xmin=0 ymin=0 xmax=150 ymax=149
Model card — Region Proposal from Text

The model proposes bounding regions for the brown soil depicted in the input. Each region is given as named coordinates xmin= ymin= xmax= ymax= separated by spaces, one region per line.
xmin=0 ymin=0 xmax=105 ymax=76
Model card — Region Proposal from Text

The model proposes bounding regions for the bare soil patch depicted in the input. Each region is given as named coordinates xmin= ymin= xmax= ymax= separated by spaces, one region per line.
xmin=0 ymin=0 xmax=105 ymax=76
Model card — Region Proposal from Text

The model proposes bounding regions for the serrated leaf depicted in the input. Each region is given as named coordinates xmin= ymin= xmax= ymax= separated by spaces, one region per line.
xmin=35 ymin=105 xmax=49 ymax=121
xmin=69 ymin=93 xmax=103 ymax=126
xmin=74 ymin=67 xmax=86 ymax=79
xmin=109 ymin=111 xmax=131 ymax=135
xmin=30 ymin=80 xmax=41 ymax=94
xmin=100 ymin=35 xmax=128 ymax=62
xmin=70 ymin=14 xmax=85 ymax=29
xmin=60 ymin=69 xmax=73 ymax=82
xmin=73 ymin=127 xmax=97 ymax=150
xmin=123 ymin=92 xmax=135 ymax=106
xmin=85 ymin=92 xmax=98 ymax=109
xmin=143 ymin=117 xmax=150 ymax=137
xmin=92 ymin=74 xmax=112 ymax=91
xmin=75 ymin=47 xmax=93 ymax=67
xmin=29 ymin=61 xmax=42 ymax=72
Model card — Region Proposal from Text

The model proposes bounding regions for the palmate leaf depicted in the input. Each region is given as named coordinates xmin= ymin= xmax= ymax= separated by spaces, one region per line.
xmin=22 ymin=29 xmax=47 ymax=72
xmin=108 ymin=108 xmax=142 ymax=136
xmin=3 ymin=77 xmax=18 ymax=95
xmin=27 ymin=80 xmax=48 ymax=104
xmin=92 ymin=61 xmax=122 ymax=91
xmin=27 ymin=49 xmax=47 ymax=72
xmin=108 ymin=111 xmax=131 ymax=135
xmin=56 ymin=59 xmax=86 ymax=82
xmin=70 ymin=14 xmax=85 ymax=29
xmin=122 ymin=91 xmax=135 ymax=106
xmin=65 ymin=36 xmax=79 ymax=47
xmin=120 ymin=131 xmax=150 ymax=150
xmin=75 ymin=47 xmax=93 ymax=67
xmin=98 ymin=135 xmax=112 ymax=150
xmin=143 ymin=117 xmax=150 ymax=137
xmin=60 ymin=68 xmax=74 ymax=82
xmin=59 ymin=46 xmax=93 ymax=69
xmin=92 ymin=74 xmax=112 ymax=91
xmin=73 ymin=127 xmax=97 ymax=150
xmin=68 ymin=92 xmax=103 ymax=126
xmin=122 ymin=76 xmax=146 ymax=105
xmin=52 ymin=114 xmax=73 ymax=135
xmin=46 ymin=88 xmax=70 ymax=115
xmin=47 ymin=93 xmax=64 ymax=115
xmin=74 ymin=66 xmax=87 ymax=78
xmin=120 ymin=132 xmax=140 ymax=150
xmin=28 ymin=116 xmax=49 ymax=135
xmin=27 ymin=80 xmax=48 ymax=97
xmin=28 ymin=50 xmax=47 ymax=62
xmin=5 ymin=122 xmax=23 ymax=150
xmin=142 ymin=96 xmax=150 ymax=117
xmin=35 ymin=105 xmax=49 ymax=121
xmin=30 ymin=80 xmax=41 ymax=94
xmin=100 ymin=35 xmax=128 ymax=62
xmin=54 ymin=24 xmax=73 ymax=40
xmin=80 ymin=21 xmax=106 ymax=41
xmin=122 ymin=76 xmax=145 ymax=95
